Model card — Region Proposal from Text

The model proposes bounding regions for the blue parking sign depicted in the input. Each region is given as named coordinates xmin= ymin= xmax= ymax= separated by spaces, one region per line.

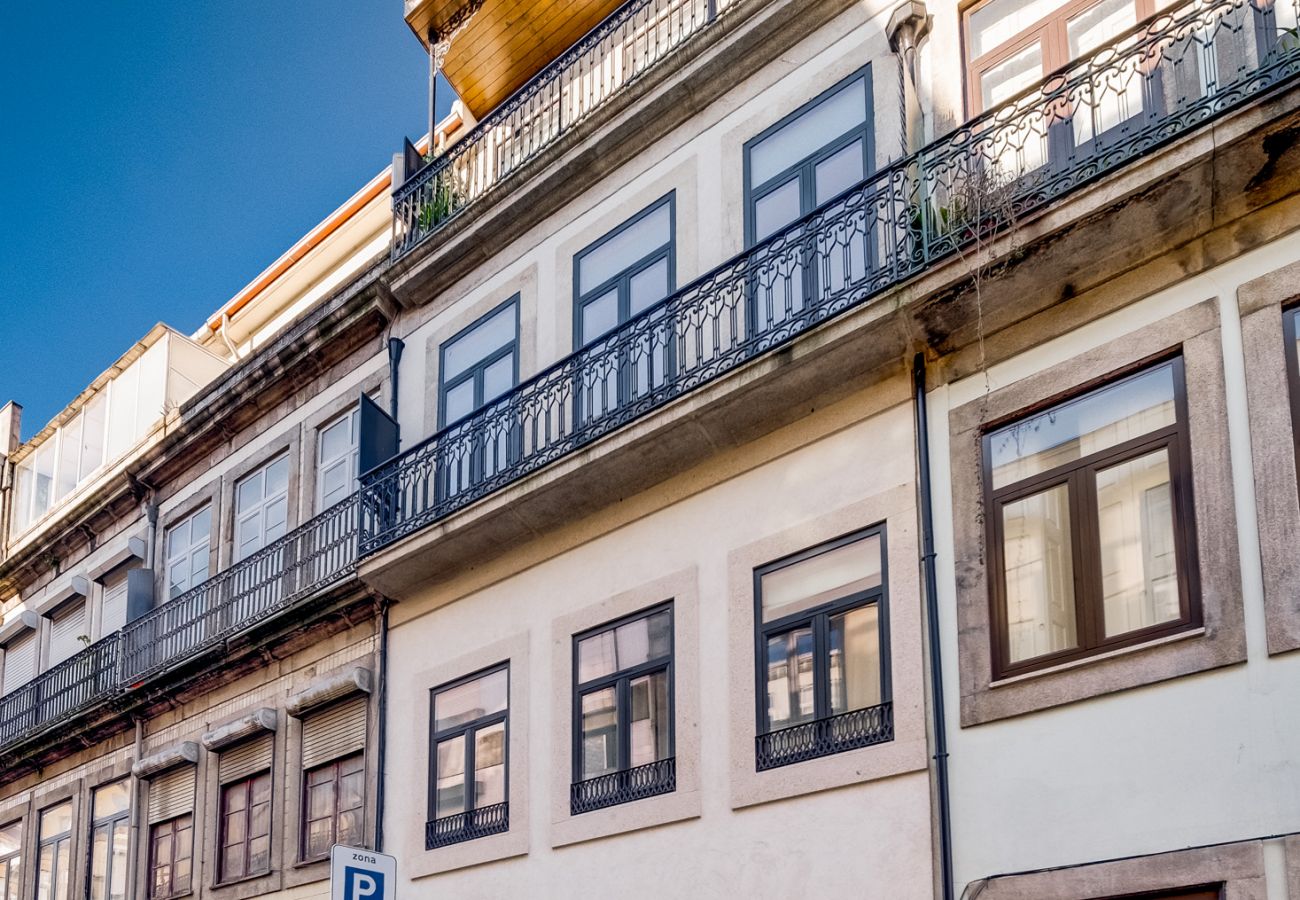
xmin=331 ymin=846 xmax=396 ymax=900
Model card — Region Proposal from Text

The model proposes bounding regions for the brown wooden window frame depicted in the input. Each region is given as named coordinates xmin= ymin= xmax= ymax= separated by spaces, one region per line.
xmin=148 ymin=814 xmax=192 ymax=900
xmin=300 ymin=752 xmax=365 ymax=863
xmin=982 ymin=354 xmax=1202 ymax=679
xmin=960 ymin=0 xmax=1161 ymax=115
xmin=217 ymin=771 xmax=272 ymax=884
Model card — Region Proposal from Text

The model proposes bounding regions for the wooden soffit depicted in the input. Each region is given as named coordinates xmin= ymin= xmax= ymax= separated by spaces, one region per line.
xmin=405 ymin=0 xmax=627 ymax=119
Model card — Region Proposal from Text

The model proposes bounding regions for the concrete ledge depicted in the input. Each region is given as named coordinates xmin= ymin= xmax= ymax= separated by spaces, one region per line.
xmin=132 ymin=740 xmax=199 ymax=779
xmin=31 ymin=575 xmax=89 ymax=617
xmin=201 ymin=708 xmax=278 ymax=751
xmin=286 ymin=666 xmax=373 ymax=718
xmin=0 ymin=611 xmax=39 ymax=644
xmin=88 ymin=537 xmax=146 ymax=582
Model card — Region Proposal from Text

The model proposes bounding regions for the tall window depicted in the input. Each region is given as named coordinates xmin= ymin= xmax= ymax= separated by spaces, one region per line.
xmin=88 ymin=782 xmax=130 ymax=900
xmin=984 ymin=357 xmax=1199 ymax=677
xmin=299 ymin=695 xmax=368 ymax=861
xmin=148 ymin=815 xmax=192 ymax=900
xmin=755 ymin=528 xmax=891 ymax=769
xmin=165 ymin=507 xmax=211 ymax=599
xmin=317 ymin=408 xmax=360 ymax=511
xmin=219 ymin=772 xmax=272 ymax=882
xmin=36 ymin=802 xmax=72 ymax=900
xmin=428 ymin=666 xmax=508 ymax=848
xmin=571 ymin=606 xmax=674 ymax=813
xmin=0 ymin=821 xmax=20 ymax=900
xmin=234 ymin=455 xmax=289 ymax=562
xmin=573 ymin=197 xmax=675 ymax=421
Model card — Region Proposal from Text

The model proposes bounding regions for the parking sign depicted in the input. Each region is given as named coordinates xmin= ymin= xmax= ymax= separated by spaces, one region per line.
xmin=331 ymin=845 xmax=396 ymax=900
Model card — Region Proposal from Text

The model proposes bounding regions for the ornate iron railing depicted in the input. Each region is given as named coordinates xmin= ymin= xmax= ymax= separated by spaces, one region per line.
xmin=425 ymin=800 xmax=510 ymax=849
xmin=755 ymin=702 xmax=894 ymax=771
xmin=392 ymin=0 xmax=733 ymax=258
xmin=570 ymin=757 xmax=677 ymax=814
xmin=0 ymin=495 xmax=360 ymax=757
xmin=365 ymin=0 xmax=1300 ymax=554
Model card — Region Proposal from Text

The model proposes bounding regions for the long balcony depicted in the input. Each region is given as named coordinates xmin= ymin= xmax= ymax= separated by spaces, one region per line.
xmin=365 ymin=0 xmax=1300 ymax=555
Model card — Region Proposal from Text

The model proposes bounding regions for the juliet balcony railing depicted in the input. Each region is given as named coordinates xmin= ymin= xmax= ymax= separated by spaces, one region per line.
xmin=0 ymin=494 xmax=360 ymax=757
xmin=755 ymin=703 xmax=894 ymax=771
xmin=363 ymin=0 xmax=1300 ymax=555
xmin=392 ymin=0 xmax=734 ymax=259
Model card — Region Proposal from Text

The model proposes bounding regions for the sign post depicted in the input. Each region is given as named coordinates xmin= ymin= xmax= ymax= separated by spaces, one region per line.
xmin=331 ymin=845 xmax=396 ymax=900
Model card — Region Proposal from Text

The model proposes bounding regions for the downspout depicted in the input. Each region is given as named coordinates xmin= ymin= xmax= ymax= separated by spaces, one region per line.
xmin=219 ymin=313 xmax=240 ymax=361
xmin=373 ymin=598 xmax=390 ymax=852
xmin=914 ymin=352 xmax=955 ymax=900
xmin=387 ymin=338 xmax=404 ymax=424
xmin=126 ymin=717 xmax=145 ymax=896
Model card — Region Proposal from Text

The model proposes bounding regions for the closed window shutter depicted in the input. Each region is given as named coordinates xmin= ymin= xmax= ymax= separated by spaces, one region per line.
xmin=302 ymin=697 xmax=367 ymax=770
xmin=148 ymin=766 xmax=196 ymax=824
xmin=2 ymin=633 xmax=38 ymax=694
xmin=219 ymin=734 xmax=274 ymax=784
xmin=101 ymin=574 xmax=129 ymax=634
xmin=48 ymin=602 xmax=87 ymax=666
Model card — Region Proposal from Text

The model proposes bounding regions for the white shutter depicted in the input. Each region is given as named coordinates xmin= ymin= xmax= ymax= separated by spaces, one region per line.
xmin=219 ymin=734 xmax=274 ymax=784
xmin=148 ymin=766 xmax=196 ymax=824
xmin=1 ymin=632 xmax=38 ymax=694
xmin=302 ymin=697 xmax=367 ymax=770
xmin=48 ymin=601 xmax=88 ymax=666
xmin=101 ymin=574 xmax=129 ymax=634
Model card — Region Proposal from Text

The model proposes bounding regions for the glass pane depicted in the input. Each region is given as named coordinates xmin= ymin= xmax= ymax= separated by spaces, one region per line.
xmin=90 ymin=827 xmax=108 ymax=900
xmin=980 ymin=41 xmax=1044 ymax=109
xmin=579 ymin=202 xmax=672 ymax=295
xmin=1067 ymin=0 xmax=1136 ymax=58
xmin=308 ymin=781 xmax=334 ymax=819
xmin=36 ymin=846 xmax=53 ymax=900
xmin=56 ymin=416 xmax=80 ymax=501
xmin=829 ymin=604 xmax=882 ymax=714
xmin=443 ymin=378 xmax=476 ymax=425
xmin=814 ymin=139 xmax=865 ymax=205
xmin=1097 ymin=449 xmax=1181 ymax=637
xmin=629 ymin=670 xmax=671 ymax=766
xmin=1001 ymin=483 xmax=1078 ymax=664
xmin=0 ymin=822 xmax=21 ymax=855
xmin=581 ymin=290 xmax=620 ymax=345
xmin=109 ymin=822 xmax=128 ymax=900
xmin=236 ymin=471 xmax=262 ymax=512
xmin=577 ymin=609 xmax=672 ymax=683
xmin=32 ymin=442 xmax=55 ymax=521
xmin=580 ymin=687 xmax=619 ymax=780
xmin=482 ymin=353 xmax=514 ymax=404
xmin=307 ymin=819 xmax=332 ymax=860
xmin=81 ymin=392 xmax=106 ymax=480
xmin=40 ymin=804 xmax=71 ymax=840
xmin=749 ymin=78 xmax=867 ymax=186
xmin=444 ymin=303 xmax=517 ymax=380
xmin=760 ymin=533 xmax=882 ymax=623
xmin=989 ymin=362 xmax=1177 ymax=488
xmin=969 ymin=0 xmax=1068 ymax=56
xmin=435 ymin=736 xmax=467 ymax=817
xmin=434 ymin=668 xmax=508 ymax=732
xmin=474 ymin=722 xmax=506 ymax=807
xmin=766 ymin=627 xmax=815 ymax=731
xmin=629 ymin=257 xmax=670 ymax=316
xmin=753 ymin=177 xmax=802 ymax=242
xmin=54 ymin=841 xmax=69 ymax=900
xmin=265 ymin=456 xmax=289 ymax=496
xmin=94 ymin=781 xmax=130 ymax=818
xmin=319 ymin=416 xmax=351 ymax=463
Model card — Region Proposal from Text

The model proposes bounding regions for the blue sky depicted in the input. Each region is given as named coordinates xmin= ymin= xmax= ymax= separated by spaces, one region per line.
xmin=0 ymin=2 xmax=455 ymax=437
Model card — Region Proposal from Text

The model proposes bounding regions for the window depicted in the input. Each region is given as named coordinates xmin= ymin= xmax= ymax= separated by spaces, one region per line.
xmin=165 ymin=506 xmax=211 ymax=599
xmin=47 ymin=600 xmax=88 ymax=668
xmin=1 ymin=631 xmax=37 ymax=695
xmin=317 ymin=408 xmax=360 ymax=511
xmin=148 ymin=815 xmax=192 ymax=900
xmin=571 ymin=606 xmax=675 ymax=813
xmin=754 ymin=528 xmax=892 ymax=769
xmin=0 ymin=821 xmax=20 ymax=900
xmin=36 ymin=802 xmax=72 ymax=900
xmin=219 ymin=772 xmax=272 ymax=882
xmin=984 ymin=357 xmax=1199 ymax=677
xmin=302 ymin=754 xmax=365 ymax=860
xmin=428 ymin=666 xmax=509 ymax=848
xmin=88 ymin=782 xmax=130 ymax=900
xmin=234 ymin=455 xmax=289 ymax=562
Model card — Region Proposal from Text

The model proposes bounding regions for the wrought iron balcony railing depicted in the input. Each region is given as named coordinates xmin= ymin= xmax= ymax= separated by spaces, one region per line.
xmin=570 ymin=757 xmax=677 ymax=814
xmin=392 ymin=0 xmax=733 ymax=259
xmin=755 ymin=703 xmax=894 ymax=771
xmin=0 ymin=494 xmax=360 ymax=757
xmin=362 ymin=0 xmax=1300 ymax=555
xmin=425 ymin=801 xmax=510 ymax=849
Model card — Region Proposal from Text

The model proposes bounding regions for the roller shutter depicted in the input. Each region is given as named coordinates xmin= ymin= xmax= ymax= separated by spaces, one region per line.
xmin=1 ymin=632 xmax=37 ymax=695
xmin=302 ymin=696 xmax=367 ymax=770
xmin=101 ymin=573 xmax=129 ymax=634
xmin=148 ymin=766 xmax=196 ymax=824
xmin=219 ymin=734 xmax=274 ymax=784
xmin=48 ymin=601 xmax=87 ymax=667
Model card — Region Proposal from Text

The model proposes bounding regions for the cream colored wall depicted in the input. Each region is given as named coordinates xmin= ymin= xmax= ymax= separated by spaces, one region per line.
xmin=386 ymin=391 xmax=935 ymax=897
xmin=928 ymin=230 xmax=1300 ymax=894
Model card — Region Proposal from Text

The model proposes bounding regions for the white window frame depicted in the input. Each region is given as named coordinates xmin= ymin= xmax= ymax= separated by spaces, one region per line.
xmin=316 ymin=408 xmax=360 ymax=512
xmin=234 ymin=455 xmax=290 ymax=562
xmin=165 ymin=506 xmax=212 ymax=600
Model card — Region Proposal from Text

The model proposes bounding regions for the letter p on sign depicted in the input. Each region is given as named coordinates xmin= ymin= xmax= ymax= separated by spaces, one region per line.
xmin=345 ymin=868 xmax=381 ymax=900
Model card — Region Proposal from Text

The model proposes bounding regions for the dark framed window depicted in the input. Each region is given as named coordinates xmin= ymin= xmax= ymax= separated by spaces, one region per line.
xmin=36 ymin=801 xmax=73 ymax=900
xmin=428 ymin=665 xmax=509 ymax=849
xmin=754 ymin=527 xmax=892 ymax=770
xmin=219 ymin=772 xmax=272 ymax=883
xmin=302 ymin=753 xmax=365 ymax=861
xmin=571 ymin=604 xmax=675 ymax=814
xmin=88 ymin=781 xmax=130 ymax=900
xmin=573 ymin=195 xmax=676 ymax=422
xmin=983 ymin=356 xmax=1201 ymax=678
xmin=0 ymin=820 xmax=21 ymax=900
xmin=148 ymin=815 xmax=192 ymax=900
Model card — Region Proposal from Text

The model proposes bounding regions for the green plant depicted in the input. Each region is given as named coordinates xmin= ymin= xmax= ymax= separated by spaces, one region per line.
xmin=416 ymin=175 xmax=464 ymax=233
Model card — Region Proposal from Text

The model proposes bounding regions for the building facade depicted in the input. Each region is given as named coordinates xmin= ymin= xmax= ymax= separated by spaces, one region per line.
xmin=2 ymin=0 xmax=1300 ymax=897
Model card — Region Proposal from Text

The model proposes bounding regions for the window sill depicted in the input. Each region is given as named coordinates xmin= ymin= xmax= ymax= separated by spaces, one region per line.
xmin=291 ymin=856 xmax=331 ymax=870
xmin=989 ymin=627 xmax=1206 ymax=688
xmin=212 ymin=870 xmax=273 ymax=890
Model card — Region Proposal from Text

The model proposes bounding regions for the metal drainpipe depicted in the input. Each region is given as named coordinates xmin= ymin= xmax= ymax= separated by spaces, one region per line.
xmin=387 ymin=338 xmax=404 ymax=425
xmin=126 ymin=717 xmax=144 ymax=896
xmin=373 ymin=599 xmax=390 ymax=852
xmin=914 ymin=353 xmax=955 ymax=900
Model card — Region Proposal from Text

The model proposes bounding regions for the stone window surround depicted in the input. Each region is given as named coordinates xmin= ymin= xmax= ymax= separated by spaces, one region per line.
xmin=156 ymin=479 xmax=223 ymax=604
xmin=216 ymin=426 xmax=302 ymax=573
xmin=297 ymin=368 xmax=387 ymax=523
xmin=949 ymin=299 xmax=1247 ymax=726
xmin=726 ymin=485 xmax=929 ymax=809
xmin=27 ymin=776 xmax=88 ymax=900
xmin=965 ymin=838 xmax=1268 ymax=899
xmin=549 ymin=568 xmax=700 ymax=848
xmin=1236 ymin=258 xmax=1300 ymax=655
xmin=402 ymin=631 xmax=530 ymax=879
